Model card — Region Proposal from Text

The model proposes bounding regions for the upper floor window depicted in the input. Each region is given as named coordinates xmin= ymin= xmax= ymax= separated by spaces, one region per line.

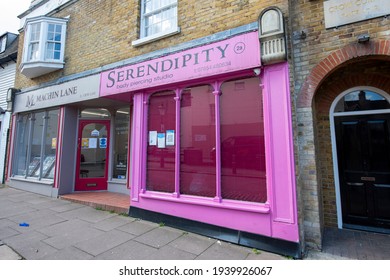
xmin=0 ymin=36 xmax=6 ymax=53
xmin=132 ymin=0 xmax=179 ymax=47
xmin=21 ymin=16 xmax=68 ymax=78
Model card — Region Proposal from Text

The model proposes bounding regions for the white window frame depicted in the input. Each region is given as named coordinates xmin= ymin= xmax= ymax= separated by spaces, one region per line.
xmin=132 ymin=0 xmax=180 ymax=47
xmin=21 ymin=16 xmax=68 ymax=78
xmin=0 ymin=36 xmax=7 ymax=53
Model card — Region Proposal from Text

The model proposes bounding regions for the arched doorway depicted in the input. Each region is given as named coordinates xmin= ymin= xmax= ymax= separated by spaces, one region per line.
xmin=330 ymin=87 xmax=390 ymax=232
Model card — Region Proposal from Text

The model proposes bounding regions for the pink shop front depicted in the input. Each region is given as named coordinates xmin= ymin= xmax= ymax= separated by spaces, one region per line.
xmin=100 ymin=31 xmax=299 ymax=256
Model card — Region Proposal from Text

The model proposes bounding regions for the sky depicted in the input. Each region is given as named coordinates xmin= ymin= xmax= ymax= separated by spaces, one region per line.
xmin=0 ymin=0 xmax=33 ymax=35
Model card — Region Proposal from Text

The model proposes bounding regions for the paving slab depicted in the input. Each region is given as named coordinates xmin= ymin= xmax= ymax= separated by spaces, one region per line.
xmin=245 ymin=250 xmax=287 ymax=260
xmin=7 ymin=208 xmax=57 ymax=223
xmin=74 ymin=229 xmax=135 ymax=256
xmin=57 ymin=206 xmax=116 ymax=223
xmin=167 ymin=232 xmax=215 ymax=255
xmin=117 ymin=219 xmax=158 ymax=235
xmin=37 ymin=219 xmax=93 ymax=237
xmin=0 ymin=244 xmax=22 ymax=260
xmin=134 ymin=226 xmax=184 ymax=248
xmin=49 ymin=201 xmax=85 ymax=213
xmin=42 ymin=226 xmax=104 ymax=250
xmin=95 ymin=240 xmax=158 ymax=260
xmin=145 ymin=245 xmax=197 ymax=260
xmin=92 ymin=215 xmax=135 ymax=232
xmin=0 ymin=226 xmax=20 ymax=240
xmin=3 ymin=230 xmax=49 ymax=249
xmin=0 ymin=205 xmax=37 ymax=219
xmin=195 ymin=241 xmax=251 ymax=260
xmin=42 ymin=246 xmax=94 ymax=260
xmin=14 ymin=240 xmax=58 ymax=260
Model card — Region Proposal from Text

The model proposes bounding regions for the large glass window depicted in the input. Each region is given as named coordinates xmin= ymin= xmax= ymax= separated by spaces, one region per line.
xmin=113 ymin=107 xmax=131 ymax=180
xmin=180 ymin=85 xmax=216 ymax=197
xmin=146 ymin=91 xmax=176 ymax=192
xmin=145 ymin=78 xmax=267 ymax=204
xmin=12 ymin=109 xmax=59 ymax=180
xmin=220 ymin=78 xmax=266 ymax=203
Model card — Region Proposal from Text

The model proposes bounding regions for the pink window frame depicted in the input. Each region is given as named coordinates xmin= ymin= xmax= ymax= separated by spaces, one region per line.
xmin=130 ymin=63 xmax=298 ymax=242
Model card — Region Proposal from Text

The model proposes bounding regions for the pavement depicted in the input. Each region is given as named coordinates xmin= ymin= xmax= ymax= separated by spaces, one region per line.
xmin=1 ymin=185 xmax=389 ymax=260
xmin=0 ymin=185 xmax=286 ymax=260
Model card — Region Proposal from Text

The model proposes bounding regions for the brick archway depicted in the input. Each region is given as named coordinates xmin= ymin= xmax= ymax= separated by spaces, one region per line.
xmin=297 ymin=40 xmax=390 ymax=108
xmin=296 ymin=39 xmax=390 ymax=251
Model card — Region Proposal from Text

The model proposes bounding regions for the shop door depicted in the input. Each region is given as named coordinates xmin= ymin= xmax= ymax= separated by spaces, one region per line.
xmin=75 ymin=120 xmax=110 ymax=191
xmin=335 ymin=114 xmax=390 ymax=230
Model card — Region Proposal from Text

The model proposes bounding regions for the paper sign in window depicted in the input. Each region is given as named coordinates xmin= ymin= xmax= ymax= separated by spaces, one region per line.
xmin=82 ymin=138 xmax=89 ymax=148
xmin=149 ymin=131 xmax=157 ymax=146
xmin=89 ymin=138 xmax=97 ymax=148
xmin=157 ymin=133 xmax=166 ymax=148
xmin=99 ymin=138 xmax=107 ymax=148
xmin=166 ymin=130 xmax=175 ymax=146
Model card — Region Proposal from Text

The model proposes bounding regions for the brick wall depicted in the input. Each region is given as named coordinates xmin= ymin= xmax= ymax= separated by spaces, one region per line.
xmin=291 ymin=0 xmax=390 ymax=249
xmin=15 ymin=0 xmax=289 ymax=89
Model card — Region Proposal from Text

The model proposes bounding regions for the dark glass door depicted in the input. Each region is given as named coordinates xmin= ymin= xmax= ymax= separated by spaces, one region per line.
xmin=75 ymin=120 xmax=110 ymax=191
xmin=335 ymin=114 xmax=390 ymax=229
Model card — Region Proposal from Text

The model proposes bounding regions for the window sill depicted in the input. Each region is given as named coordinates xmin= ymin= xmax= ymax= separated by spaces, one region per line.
xmin=108 ymin=179 xmax=127 ymax=184
xmin=132 ymin=27 xmax=181 ymax=47
xmin=139 ymin=191 xmax=270 ymax=214
xmin=10 ymin=176 xmax=54 ymax=185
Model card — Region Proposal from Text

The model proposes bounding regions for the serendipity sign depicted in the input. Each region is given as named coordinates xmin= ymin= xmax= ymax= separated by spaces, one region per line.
xmin=324 ymin=0 xmax=390 ymax=28
xmin=100 ymin=31 xmax=260 ymax=96
xmin=14 ymin=75 xmax=100 ymax=113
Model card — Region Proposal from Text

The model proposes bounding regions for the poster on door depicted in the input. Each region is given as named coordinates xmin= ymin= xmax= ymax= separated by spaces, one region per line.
xmin=99 ymin=138 xmax=107 ymax=148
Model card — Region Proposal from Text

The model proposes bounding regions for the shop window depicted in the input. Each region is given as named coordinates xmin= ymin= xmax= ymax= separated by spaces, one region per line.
xmin=20 ymin=16 xmax=68 ymax=78
xmin=180 ymin=85 xmax=216 ymax=197
xmin=113 ymin=107 xmax=131 ymax=180
xmin=146 ymin=91 xmax=176 ymax=192
xmin=133 ymin=0 xmax=179 ymax=46
xmin=220 ymin=77 xmax=267 ymax=203
xmin=12 ymin=109 xmax=59 ymax=180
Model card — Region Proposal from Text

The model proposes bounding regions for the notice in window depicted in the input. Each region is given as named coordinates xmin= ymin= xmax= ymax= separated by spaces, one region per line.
xmin=149 ymin=131 xmax=157 ymax=146
xmin=166 ymin=130 xmax=175 ymax=146
xmin=82 ymin=138 xmax=89 ymax=148
xmin=51 ymin=138 xmax=57 ymax=149
xmin=89 ymin=138 xmax=97 ymax=149
xmin=157 ymin=133 xmax=166 ymax=148
xmin=99 ymin=138 xmax=107 ymax=149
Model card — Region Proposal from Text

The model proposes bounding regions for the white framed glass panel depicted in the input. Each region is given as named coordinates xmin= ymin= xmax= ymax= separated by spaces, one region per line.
xmin=27 ymin=23 xmax=41 ymax=61
xmin=28 ymin=112 xmax=45 ymax=177
xmin=14 ymin=115 xmax=30 ymax=176
xmin=141 ymin=0 xmax=178 ymax=38
xmin=113 ymin=107 xmax=130 ymax=180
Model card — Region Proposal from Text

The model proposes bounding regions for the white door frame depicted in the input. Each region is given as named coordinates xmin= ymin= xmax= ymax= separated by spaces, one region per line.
xmin=329 ymin=86 xmax=390 ymax=229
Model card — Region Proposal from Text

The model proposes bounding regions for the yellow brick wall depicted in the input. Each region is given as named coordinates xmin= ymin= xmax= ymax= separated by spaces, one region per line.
xmin=15 ymin=0 xmax=289 ymax=89
xmin=292 ymin=0 xmax=390 ymax=229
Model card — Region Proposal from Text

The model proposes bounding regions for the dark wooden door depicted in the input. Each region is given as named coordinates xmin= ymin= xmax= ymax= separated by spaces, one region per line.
xmin=335 ymin=114 xmax=390 ymax=229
